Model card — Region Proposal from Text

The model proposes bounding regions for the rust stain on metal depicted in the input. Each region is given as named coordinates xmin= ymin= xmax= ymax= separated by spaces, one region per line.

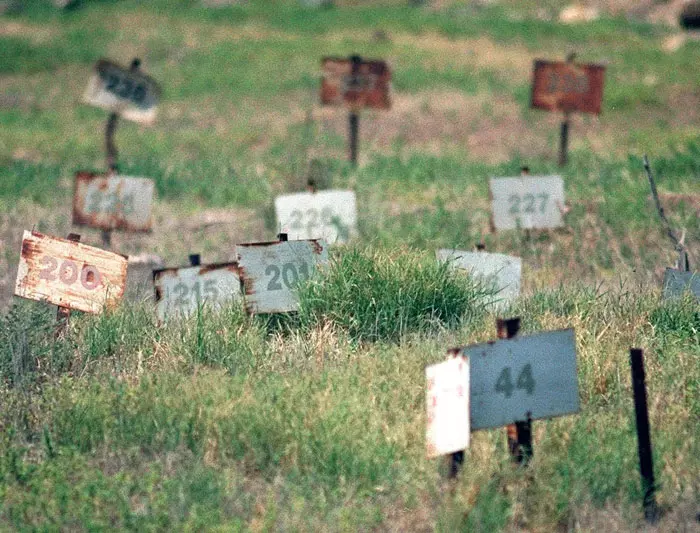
xmin=531 ymin=60 xmax=605 ymax=115
xmin=321 ymin=57 xmax=391 ymax=110
xmin=15 ymin=230 xmax=128 ymax=314
xmin=310 ymin=239 xmax=324 ymax=255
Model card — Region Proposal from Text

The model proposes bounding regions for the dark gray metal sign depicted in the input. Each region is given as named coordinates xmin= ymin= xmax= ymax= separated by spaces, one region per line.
xmin=662 ymin=268 xmax=700 ymax=302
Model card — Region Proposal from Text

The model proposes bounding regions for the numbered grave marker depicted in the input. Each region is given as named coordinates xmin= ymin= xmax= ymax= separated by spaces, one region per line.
xmin=275 ymin=190 xmax=357 ymax=243
xmin=426 ymin=356 xmax=470 ymax=458
xmin=83 ymin=59 xmax=161 ymax=124
xmin=458 ymin=328 xmax=578 ymax=430
xmin=531 ymin=60 xmax=605 ymax=114
xmin=153 ymin=262 xmax=242 ymax=321
xmin=662 ymin=268 xmax=700 ymax=302
xmin=321 ymin=57 xmax=391 ymax=110
xmin=236 ymin=239 xmax=329 ymax=314
xmin=437 ymin=249 xmax=521 ymax=309
xmin=489 ymin=175 xmax=565 ymax=231
xmin=73 ymin=172 xmax=155 ymax=232
xmin=14 ymin=230 xmax=127 ymax=313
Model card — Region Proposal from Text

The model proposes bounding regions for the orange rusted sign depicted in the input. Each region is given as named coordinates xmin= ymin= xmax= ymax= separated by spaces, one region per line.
xmin=73 ymin=172 xmax=154 ymax=232
xmin=321 ymin=57 xmax=391 ymax=110
xmin=14 ymin=230 xmax=128 ymax=313
xmin=531 ymin=60 xmax=605 ymax=114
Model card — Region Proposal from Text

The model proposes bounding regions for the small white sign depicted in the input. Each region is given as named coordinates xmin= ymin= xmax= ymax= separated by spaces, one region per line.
xmin=662 ymin=268 xmax=700 ymax=302
xmin=489 ymin=175 xmax=565 ymax=230
xmin=436 ymin=249 xmax=521 ymax=309
xmin=153 ymin=263 xmax=242 ymax=321
xmin=236 ymin=239 xmax=329 ymax=314
xmin=426 ymin=356 xmax=470 ymax=458
xmin=460 ymin=328 xmax=579 ymax=430
xmin=274 ymin=190 xmax=357 ymax=244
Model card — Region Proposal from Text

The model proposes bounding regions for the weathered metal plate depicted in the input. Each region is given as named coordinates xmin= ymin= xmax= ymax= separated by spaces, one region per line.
xmin=73 ymin=172 xmax=155 ymax=232
xmin=436 ymin=249 xmax=521 ymax=309
xmin=662 ymin=268 xmax=700 ymax=302
xmin=14 ymin=230 xmax=128 ymax=314
xmin=275 ymin=190 xmax=357 ymax=244
xmin=321 ymin=57 xmax=391 ymax=110
xmin=153 ymin=262 xmax=242 ymax=321
xmin=458 ymin=328 xmax=579 ymax=430
xmin=531 ymin=59 xmax=605 ymax=115
xmin=83 ymin=59 xmax=161 ymax=124
xmin=426 ymin=356 xmax=470 ymax=458
xmin=236 ymin=239 xmax=329 ymax=314
xmin=489 ymin=175 xmax=565 ymax=231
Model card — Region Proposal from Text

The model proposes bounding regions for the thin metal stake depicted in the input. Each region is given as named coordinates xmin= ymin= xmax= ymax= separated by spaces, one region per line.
xmin=189 ymin=254 xmax=201 ymax=267
xmin=630 ymin=348 xmax=659 ymax=523
xmin=348 ymin=54 xmax=362 ymax=167
xmin=558 ymin=53 xmax=576 ymax=167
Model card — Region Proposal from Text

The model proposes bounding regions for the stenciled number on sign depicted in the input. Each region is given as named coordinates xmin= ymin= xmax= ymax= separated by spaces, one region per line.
xmin=289 ymin=207 xmax=335 ymax=234
xmin=103 ymin=71 xmax=147 ymax=105
xmin=38 ymin=256 xmax=101 ymax=290
xmin=172 ymin=280 xmax=219 ymax=307
xmin=85 ymin=189 xmax=136 ymax=216
xmin=546 ymin=71 xmax=589 ymax=94
xmin=508 ymin=193 xmax=549 ymax=215
xmin=494 ymin=363 xmax=535 ymax=398
xmin=265 ymin=262 xmax=310 ymax=291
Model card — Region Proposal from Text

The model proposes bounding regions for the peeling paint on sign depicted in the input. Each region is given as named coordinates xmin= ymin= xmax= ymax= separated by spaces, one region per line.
xmin=153 ymin=262 xmax=243 ymax=321
xmin=321 ymin=57 xmax=391 ymax=110
xmin=426 ymin=356 xmax=470 ymax=458
xmin=489 ymin=175 xmax=566 ymax=231
xmin=14 ymin=230 xmax=127 ymax=313
xmin=236 ymin=239 xmax=329 ymax=314
xmin=531 ymin=60 xmax=605 ymax=114
xmin=275 ymin=190 xmax=357 ymax=243
xmin=73 ymin=172 xmax=154 ymax=232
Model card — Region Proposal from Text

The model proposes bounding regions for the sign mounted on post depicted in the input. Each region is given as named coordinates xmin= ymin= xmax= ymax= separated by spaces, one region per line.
xmin=662 ymin=268 xmax=700 ymax=301
xmin=83 ymin=59 xmax=161 ymax=125
xmin=72 ymin=172 xmax=155 ymax=232
xmin=437 ymin=249 xmax=521 ymax=308
xmin=426 ymin=356 xmax=470 ymax=458
xmin=321 ymin=57 xmax=391 ymax=110
xmin=489 ymin=175 xmax=565 ymax=231
xmin=153 ymin=262 xmax=242 ymax=321
xmin=14 ymin=230 xmax=128 ymax=314
xmin=531 ymin=59 xmax=605 ymax=115
xmin=458 ymin=328 xmax=579 ymax=430
xmin=236 ymin=239 xmax=329 ymax=314
xmin=275 ymin=190 xmax=357 ymax=243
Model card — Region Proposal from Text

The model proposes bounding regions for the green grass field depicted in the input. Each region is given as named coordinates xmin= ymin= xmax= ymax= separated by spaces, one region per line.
xmin=1 ymin=0 xmax=699 ymax=530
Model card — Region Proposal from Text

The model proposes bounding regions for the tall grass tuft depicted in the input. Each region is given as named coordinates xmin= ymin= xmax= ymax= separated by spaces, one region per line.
xmin=297 ymin=246 xmax=489 ymax=343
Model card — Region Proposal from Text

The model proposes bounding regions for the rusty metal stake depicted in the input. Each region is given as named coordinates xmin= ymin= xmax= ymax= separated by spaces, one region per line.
xmin=630 ymin=348 xmax=659 ymax=524
xmin=497 ymin=317 xmax=532 ymax=465
xmin=56 ymin=233 xmax=81 ymax=338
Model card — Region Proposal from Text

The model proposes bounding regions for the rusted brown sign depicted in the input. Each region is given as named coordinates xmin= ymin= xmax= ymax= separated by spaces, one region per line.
xmin=73 ymin=172 xmax=155 ymax=232
xmin=14 ymin=230 xmax=128 ymax=313
xmin=321 ymin=57 xmax=391 ymax=110
xmin=531 ymin=60 xmax=605 ymax=114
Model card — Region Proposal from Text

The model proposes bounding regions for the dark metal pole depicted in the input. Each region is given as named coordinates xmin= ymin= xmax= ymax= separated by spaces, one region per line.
xmin=497 ymin=317 xmax=532 ymax=465
xmin=558 ymin=113 xmax=570 ymax=167
xmin=629 ymin=348 xmax=659 ymax=523
xmin=277 ymin=233 xmax=288 ymax=242
xmin=348 ymin=54 xmax=362 ymax=167
xmin=56 ymin=233 xmax=81 ymax=338
xmin=189 ymin=254 xmax=201 ymax=267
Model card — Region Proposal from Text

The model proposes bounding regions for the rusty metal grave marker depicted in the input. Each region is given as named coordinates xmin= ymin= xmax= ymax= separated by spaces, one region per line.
xmin=73 ymin=171 xmax=154 ymax=233
xmin=426 ymin=356 xmax=470 ymax=477
xmin=321 ymin=55 xmax=391 ymax=167
xmin=236 ymin=238 xmax=329 ymax=314
xmin=489 ymin=175 xmax=565 ymax=231
xmin=662 ymin=268 xmax=700 ymax=302
xmin=437 ymin=249 xmax=521 ymax=309
xmin=83 ymin=58 xmax=161 ymax=125
xmin=153 ymin=259 xmax=242 ymax=322
xmin=275 ymin=190 xmax=357 ymax=244
xmin=530 ymin=56 xmax=605 ymax=166
xmin=14 ymin=230 xmax=128 ymax=314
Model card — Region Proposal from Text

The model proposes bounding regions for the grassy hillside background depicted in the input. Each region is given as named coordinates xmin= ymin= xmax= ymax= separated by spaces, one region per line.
xmin=0 ymin=0 xmax=699 ymax=531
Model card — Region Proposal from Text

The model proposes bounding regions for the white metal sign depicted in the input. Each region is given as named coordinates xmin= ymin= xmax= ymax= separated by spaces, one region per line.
xmin=437 ymin=249 xmax=521 ymax=309
xmin=662 ymin=268 xmax=700 ymax=302
xmin=426 ymin=356 xmax=470 ymax=458
xmin=275 ymin=191 xmax=357 ymax=244
xmin=153 ymin=263 xmax=242 ymax=321
xmin=14 ymin=230 xmax=127 ymax=314
xmin=73 ymin=172 xmax=154 ymax=232
xmin=459 ymin=328 xmax=579 ymax=430
xmin=83 ymin=59 xmax=160 ymax=125
xmin=236 ymin=239 xmax=329 ymax=314
xmin=489 ymin=175 xmax=565 ymax=230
